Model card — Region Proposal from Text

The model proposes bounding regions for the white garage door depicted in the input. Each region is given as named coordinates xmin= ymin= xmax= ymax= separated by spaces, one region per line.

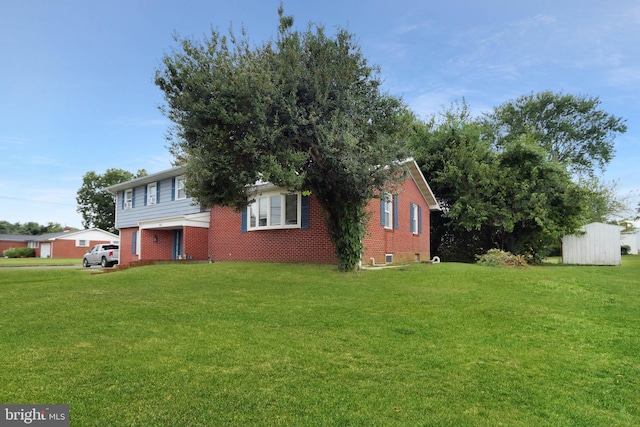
xmin=40 ymin=243 xmax=51 ymax=258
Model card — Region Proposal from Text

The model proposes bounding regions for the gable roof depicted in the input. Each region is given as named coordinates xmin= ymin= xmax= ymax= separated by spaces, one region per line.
xmin=404 ymin=159 xmax=440 ymax=211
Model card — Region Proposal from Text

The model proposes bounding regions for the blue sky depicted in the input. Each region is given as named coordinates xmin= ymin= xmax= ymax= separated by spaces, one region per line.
xmin=1 ymin=0 xmax=638 ymax=228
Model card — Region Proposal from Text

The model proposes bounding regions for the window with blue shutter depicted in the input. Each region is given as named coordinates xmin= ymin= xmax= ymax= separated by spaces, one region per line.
xmin=301 ymin=195 xmax=310 ymax=229
xmin=410 ymin=202 xmax=415 ymax=233
xmin=156 ymin=181 xmax=161 ymax=203
xmin=241 ymin=208 xmax=248 ymax=233
xmin=144 ymin=186 xmax=148 ymax=206
xmin=393 ymin=195 xmax=399 ymax=230
xmin=132 ymin=231 xmax=137 ymax=254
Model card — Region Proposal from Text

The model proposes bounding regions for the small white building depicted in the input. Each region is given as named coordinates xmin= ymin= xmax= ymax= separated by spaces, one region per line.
xmin=562 ymin=222 xmax=625 ymax=266
xmin=621 ymin=229 xmax=640 ymax=255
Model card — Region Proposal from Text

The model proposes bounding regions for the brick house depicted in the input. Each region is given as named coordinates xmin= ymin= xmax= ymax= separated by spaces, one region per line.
xmin=105 ymin=160 xmax=439 ymax=267
xmin=0 ymin=228 xmax=119 ymax=258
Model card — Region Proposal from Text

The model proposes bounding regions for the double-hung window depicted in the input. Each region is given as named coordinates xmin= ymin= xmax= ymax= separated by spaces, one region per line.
xmin=147 ymin=182 xmax=157 ymax=206
xmin=410 ymin=202 xmax=423 ymax=234
xmin=124 ymin=189 xmax=133 ymax=210
xmin=175 ymin=176 xmax=186 ymax=200
xmin=248 ymin=192 xmax=300 ymax=230
xmin=382 ymin=193 xmax=393 ymax=230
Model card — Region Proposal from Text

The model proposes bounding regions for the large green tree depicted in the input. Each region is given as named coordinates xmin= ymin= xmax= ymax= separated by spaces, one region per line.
xmin=411 ymin=102 xmax=590 ymax=262
xmin=485 ymin=91 xmax=627 ymax=175
xmin=76 ymin=169 xmax=146 ymax=233
xmin=155 ymin=8 xmax=411 ymax=271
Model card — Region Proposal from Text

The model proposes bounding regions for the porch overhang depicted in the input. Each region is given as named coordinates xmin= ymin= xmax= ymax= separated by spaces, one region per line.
xmin=138 ymin=212 xmax=210 ymax=230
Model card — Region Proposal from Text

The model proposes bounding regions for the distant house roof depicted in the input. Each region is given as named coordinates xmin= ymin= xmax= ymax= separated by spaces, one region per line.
xmin=0 ymin=228 xmax=118 ymax=243
xmin=0 ymin=234 xmax=34 ymax=242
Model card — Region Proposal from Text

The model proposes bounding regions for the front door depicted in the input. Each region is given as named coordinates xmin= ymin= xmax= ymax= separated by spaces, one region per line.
xmin=172 ymin=229 xmax=183 ymax=259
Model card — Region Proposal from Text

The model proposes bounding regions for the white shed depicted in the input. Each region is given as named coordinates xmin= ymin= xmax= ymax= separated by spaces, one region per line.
xmin=621 ymin=229 xmax=640 ymax=255
xmin=562 ymin=222 xmax=625 ymax=265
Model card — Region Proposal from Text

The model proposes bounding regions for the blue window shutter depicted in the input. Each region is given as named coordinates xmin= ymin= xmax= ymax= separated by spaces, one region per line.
xmin=418 ymin=205 xmax=423 ymax=234
xmin=156 ymin=182 xmax=161 ymax=203
xmin=301 ymin=195 xmax=310 ymax=229
xmin=120 ymin=191 xmax=124 ymax=210
xmin=144 ymin=186 xmax=148 ymax=206
xmin=393 ymin=195 xmax=399 ymax=230
xmin=380 ymin=193 xmax=385 ymax=227
xmin=132 ymin=231 xmax=137 ymax=254
xmin=241 ymin=208 xmax=248 ymax=233
xmin=171 ymin=178 xmax=176 ymax=201
xmin=410 ymin=202 xmax=415 ymax=233
xmin=131 ymin=188 xmax=135 ymax=208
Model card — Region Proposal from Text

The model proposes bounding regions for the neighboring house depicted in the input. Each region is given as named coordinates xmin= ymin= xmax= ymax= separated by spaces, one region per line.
xmin=621 ymin=229 xmax=640 ymax=254
xmin=1 ymin=229 xmax=119 ymax=258
xmin=0 ymin=234 xmax=29 ymax=254
xmin=105 ymin=160 xmax=440 ymax=267
xmin=562 ymin=222 xmax=625 ymax=265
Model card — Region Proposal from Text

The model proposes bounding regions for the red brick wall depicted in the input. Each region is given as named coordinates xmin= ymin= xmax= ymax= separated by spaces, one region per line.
xmin=140 ymin=229 xmax=173 ymax=261
xmin=184 ymin=227 xmax=209 ymax=260
xmin=0 ymin=240 xmax=28 ymax=254
xmin=362 ymin=178 xmax=431 ymax=264
xmin=118 ymin=227 xmax=210 ymax=264
xmin=119 ymin=228 xmax=139 ymax=265
xmin=208 ymin=196 xmax=338 ymax=264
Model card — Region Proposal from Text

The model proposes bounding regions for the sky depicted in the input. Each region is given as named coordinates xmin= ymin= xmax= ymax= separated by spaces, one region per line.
xmin=1 ymin=0 xmax=639 ymax=228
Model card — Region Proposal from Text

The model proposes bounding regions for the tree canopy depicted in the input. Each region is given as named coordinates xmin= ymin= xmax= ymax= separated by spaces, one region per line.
xmin=485 ymin=91 xmax=627 ymax=176
xmin=0 ymin=221 xmax=66 ymax=235
xmin=155 ymin=7 xmax=411 ymax=270
xmin=410 ymin=99 xmax=620 ymax=262
xmin=76 ymin=168 xmax=147 ymax=234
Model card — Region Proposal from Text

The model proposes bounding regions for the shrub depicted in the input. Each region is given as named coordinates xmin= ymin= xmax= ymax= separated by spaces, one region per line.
xmin=621 ymin=245 xmax=631 ymax=255
xmin=3 ymin=247 xmax=35 ymax=258
xmin=476 ymin=248 xmax=528 ymax=268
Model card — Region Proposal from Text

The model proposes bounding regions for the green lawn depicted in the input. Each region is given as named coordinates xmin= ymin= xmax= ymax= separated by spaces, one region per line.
xmin=0 ymin=257 xmax=82 ymax=267
xmin=1 ymin=258 xmax=639 ymax=426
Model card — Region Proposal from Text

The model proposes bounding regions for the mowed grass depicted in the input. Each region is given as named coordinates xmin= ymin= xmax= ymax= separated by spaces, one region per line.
xmin=0 ymin=259 xmax=639 ymax=426
xmin=0 ymin=257 xmax=82 ymax=267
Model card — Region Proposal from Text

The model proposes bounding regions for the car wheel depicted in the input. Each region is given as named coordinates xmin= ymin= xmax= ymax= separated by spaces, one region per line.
xmin=83 ymin=258 xmax=90 ymax=268
xmin=101 ymin=257 xmax=109 ymax=268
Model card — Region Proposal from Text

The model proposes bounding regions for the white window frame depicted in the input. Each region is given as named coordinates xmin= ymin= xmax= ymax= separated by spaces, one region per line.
xmin=76 ymin=239 xmax=89 ymax=247
xmin=247 ymin=192 xmax=301 ymax=231
xmin=28 ymin=241 xmax=39 ymax=249
xmin=147 ymin=182 xmax=157 ymax=206
xmin=411 ymin=203 xmax=419 ymax=235
xmin=124 ymin=189 xmax=133 ymax=210
xmin=175 ymin=176 xmax=186 ymax=200
xmin=383 ymin=193 xmax=393 ymax=230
